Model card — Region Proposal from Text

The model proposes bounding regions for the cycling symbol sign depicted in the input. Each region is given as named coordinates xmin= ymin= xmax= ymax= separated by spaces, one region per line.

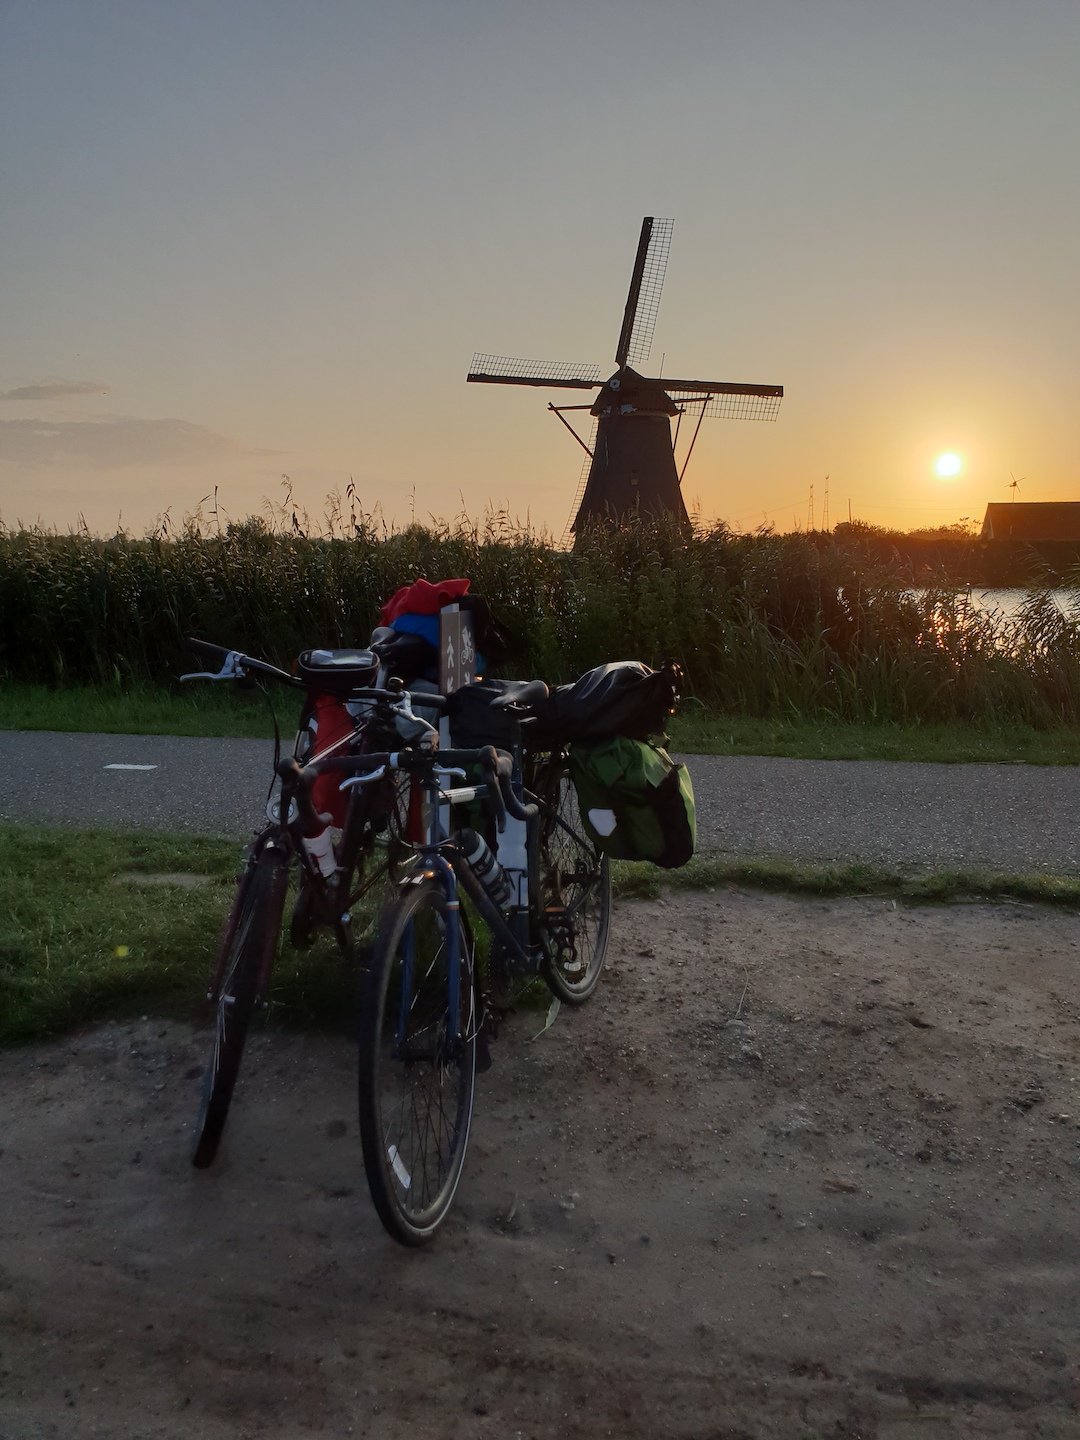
xmin=439 ymin=605 xmax=476 ymax=695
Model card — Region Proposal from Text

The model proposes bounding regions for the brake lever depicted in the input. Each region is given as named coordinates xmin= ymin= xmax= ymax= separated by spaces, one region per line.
xmin=338 ymin=764 xmax=388 ymax=792
xmin=180 ymin=650 xmax=247 ymax=683
xmin=390 ymin=692 xmax=439 ymax=746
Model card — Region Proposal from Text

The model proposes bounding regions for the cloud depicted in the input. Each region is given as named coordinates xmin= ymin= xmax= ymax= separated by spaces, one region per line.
xmin=1 ymin=380 xmax=109 ymax=401
xmin=0 ymin=416 xmax=237 ymax=467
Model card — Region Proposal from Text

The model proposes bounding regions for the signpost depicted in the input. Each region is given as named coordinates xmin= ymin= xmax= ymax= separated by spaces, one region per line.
xmin=438 ymin=604 xmax=476 ymax=696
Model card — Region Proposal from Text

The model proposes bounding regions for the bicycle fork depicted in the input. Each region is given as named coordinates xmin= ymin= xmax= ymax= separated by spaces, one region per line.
xmin=395 ymin=853 xmax=468 ymax=1067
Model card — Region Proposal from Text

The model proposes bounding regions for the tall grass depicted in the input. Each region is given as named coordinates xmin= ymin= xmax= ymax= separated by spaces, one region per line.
xmin=2 ymin=502 xmax=1079 ymax=728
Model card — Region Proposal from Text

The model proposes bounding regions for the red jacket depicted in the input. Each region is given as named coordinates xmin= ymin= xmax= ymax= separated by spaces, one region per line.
xmin=379 ymin=577 xmax=471 ymax=625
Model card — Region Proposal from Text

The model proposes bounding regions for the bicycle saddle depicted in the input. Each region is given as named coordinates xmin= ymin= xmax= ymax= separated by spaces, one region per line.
xmin=490 ymin=678 xmax=550 ymax=709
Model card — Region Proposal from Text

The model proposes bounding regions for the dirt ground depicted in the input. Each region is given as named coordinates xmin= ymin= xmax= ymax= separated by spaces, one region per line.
xmin=2 ymin=888 xmax=1079 ymax=1440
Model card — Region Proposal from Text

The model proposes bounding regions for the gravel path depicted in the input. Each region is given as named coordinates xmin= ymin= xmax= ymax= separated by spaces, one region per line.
xmin=1 ymin=730 xmax=1077 ymax=876
xmin=4 ymin=890 xmax=1080 ymax=1438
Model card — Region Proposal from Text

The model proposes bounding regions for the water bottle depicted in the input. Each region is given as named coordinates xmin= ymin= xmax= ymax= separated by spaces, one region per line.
xmin=302 ymin=825 xmax=337 ymax=878
xmin=459 ymin=827 xmax=511 ymax=909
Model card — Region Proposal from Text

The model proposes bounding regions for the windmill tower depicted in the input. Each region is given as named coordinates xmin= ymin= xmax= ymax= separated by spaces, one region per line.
xmin=468 ymin=217 xmax=783 ymax=538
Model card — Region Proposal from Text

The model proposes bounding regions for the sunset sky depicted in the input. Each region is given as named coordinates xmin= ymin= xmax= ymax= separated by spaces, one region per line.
xmin=2 ymin=0 xmax=1078 ymax=538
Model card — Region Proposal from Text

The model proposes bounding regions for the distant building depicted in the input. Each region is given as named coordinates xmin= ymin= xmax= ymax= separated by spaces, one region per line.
xmin=981 ymin=502 xmax=1080 ymax=541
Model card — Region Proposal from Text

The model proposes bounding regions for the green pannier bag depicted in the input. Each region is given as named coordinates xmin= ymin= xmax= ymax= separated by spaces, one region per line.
xmin=568 ymin=737 xmax=695 ymax=869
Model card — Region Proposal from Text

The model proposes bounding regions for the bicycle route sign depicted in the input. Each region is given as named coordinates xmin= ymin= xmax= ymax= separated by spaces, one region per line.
xmin=439 ymin=605 xmax=476 ymax=695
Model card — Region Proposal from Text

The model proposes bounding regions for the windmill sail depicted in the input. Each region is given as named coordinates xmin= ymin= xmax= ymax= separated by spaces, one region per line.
xmin=614 ymin=217 xmax=673 ymax=368
xmin=467 ymin=355 xmax=602 ymax=388
xmin=666 ymin=380 xmax=783 ymax=421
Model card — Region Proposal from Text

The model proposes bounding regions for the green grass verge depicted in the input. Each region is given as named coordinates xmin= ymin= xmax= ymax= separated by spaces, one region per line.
xmin=3 ymin=681 xmax=1080 ymax=764
xmin=669 ymin=707 xmax=1080 ymax=766
xmin=0 ymin=826 xmax=239 ymax=1045
xmin=0 ymin=825 xmax=364 ymax=1046
xmin=611 ymin=856 xmax=1080 ymax=907
xmin=0 ymin=682 xmax=278 ymax=739
xmin=4 ymin=823 xmax=1078 ymax=1047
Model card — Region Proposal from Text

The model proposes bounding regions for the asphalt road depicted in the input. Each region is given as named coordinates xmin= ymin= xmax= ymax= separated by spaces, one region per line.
xmin=2 ymin=729 xmax=1077 ymax=876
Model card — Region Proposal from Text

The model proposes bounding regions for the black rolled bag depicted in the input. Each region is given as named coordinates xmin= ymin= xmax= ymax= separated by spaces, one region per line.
xmin=528 ymin=659 xmax=683 ymax=745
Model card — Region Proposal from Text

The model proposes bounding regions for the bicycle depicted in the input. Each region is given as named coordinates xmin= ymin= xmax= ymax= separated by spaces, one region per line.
xmin=182 ymin=638 xmax=439 ymax=1168
xmin=182 ymin=644 xmax=612 ymax=1241
xmin=331 ymin=684 xmax=609 ymax=1243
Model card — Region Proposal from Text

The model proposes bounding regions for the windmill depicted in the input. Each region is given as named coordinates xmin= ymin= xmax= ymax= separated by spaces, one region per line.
xmin=468 ymin=217 xmax=783 ymax=539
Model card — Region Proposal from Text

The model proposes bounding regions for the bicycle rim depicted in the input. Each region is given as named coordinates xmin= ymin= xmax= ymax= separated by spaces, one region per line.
xmin=539 ymin=768 xmax=611 ymax=1004
xmin=358 ymin=880 xmax=477 ymax=1244
xmin=192 ymin=846 xmax=288 ymax=1168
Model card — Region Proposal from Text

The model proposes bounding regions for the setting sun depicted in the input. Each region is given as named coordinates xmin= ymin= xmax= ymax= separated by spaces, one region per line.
xmin=934 ymin=452 xmax=964 ymax=478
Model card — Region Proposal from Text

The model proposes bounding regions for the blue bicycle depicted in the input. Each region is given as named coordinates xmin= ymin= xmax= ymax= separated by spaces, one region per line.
xmin=333 ymin=682 xmax=609 ymax=1244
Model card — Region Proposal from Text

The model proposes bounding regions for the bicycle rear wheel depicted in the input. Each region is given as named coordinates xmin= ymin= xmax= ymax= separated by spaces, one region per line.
xmin=357 ymin=880 xmax=477 ymax=1245
xmin=192 ymin=845 xmax=288 ymax=1168
xmin=536 ymin=762 xmax=611 ymax=1004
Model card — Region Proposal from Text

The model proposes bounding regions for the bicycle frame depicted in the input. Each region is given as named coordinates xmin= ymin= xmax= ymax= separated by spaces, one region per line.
xmin=383 ymin=754 xmax=543 ymax=1055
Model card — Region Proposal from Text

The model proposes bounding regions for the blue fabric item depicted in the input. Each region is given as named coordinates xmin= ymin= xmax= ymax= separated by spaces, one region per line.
xmin=391 ymin=613 xmax=440 ymax=646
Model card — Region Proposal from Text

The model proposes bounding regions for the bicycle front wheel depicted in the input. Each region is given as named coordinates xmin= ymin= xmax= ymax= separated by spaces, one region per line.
xmin=357 ymin=880 xmax=477 ymax=1245
xmin=192 ymin=845 xmax=288 ymax=1169
xmin=537 ymin=763 xmax=612 ymax=1004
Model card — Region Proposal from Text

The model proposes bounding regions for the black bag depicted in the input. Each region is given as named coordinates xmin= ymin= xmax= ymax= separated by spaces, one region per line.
xmin=446 ymin=679 xmax=524 ymax=750
xmin=295 ymin=647 xmax=379 ymax=696
xmin=530 ymin=660 xmax=681 ymax=746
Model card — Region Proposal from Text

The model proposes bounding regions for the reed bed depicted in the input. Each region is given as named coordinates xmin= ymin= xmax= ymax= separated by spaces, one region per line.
xmin=2 ymin=505 xmax=1079 ymax=728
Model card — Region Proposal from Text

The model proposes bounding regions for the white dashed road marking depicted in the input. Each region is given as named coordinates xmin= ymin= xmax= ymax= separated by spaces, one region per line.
xmin=104 ymin=764 xmax=159 ymax=771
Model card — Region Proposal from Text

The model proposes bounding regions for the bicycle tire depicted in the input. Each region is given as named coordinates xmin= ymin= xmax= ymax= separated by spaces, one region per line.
xmin=357 ymin=879 xmax=477 ymax=1245
xmin=536 ymin=762 xmax=612 ymax=1004
xmin=191 ymin=845 xmax=288 ymax=1169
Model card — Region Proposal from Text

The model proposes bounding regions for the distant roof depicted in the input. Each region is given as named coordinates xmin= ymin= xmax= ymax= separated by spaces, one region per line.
xmin=981 ymin=502 xmax=1080 ymax=541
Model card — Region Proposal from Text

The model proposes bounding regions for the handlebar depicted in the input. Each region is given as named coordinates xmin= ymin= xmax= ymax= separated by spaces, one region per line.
xmin=181 ymin=640 xmax=453 ymax=728
xmin=348 ymin=685 xmax=448 ymax=713
xmin=483 ymin=747 xmax=538 ymax=827
xmin=279 ymin=743 xmax=537 ymax=833
xmin=181 ymin=638 xmax=304 ymax=689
